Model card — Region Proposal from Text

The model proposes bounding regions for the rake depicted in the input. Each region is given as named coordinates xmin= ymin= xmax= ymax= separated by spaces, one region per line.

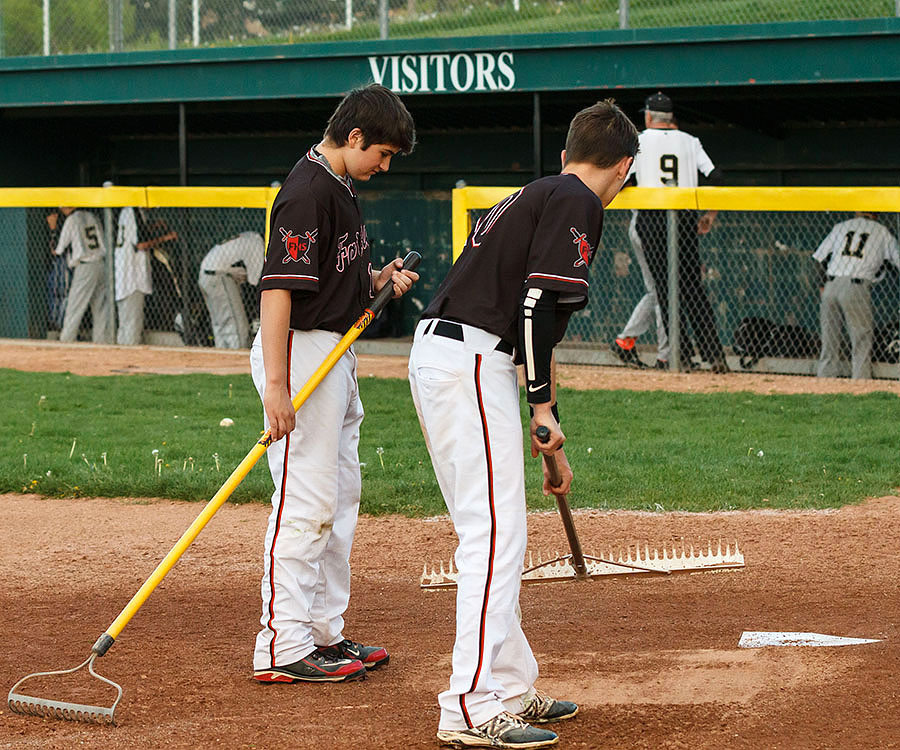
xmin=7 ymin=251 xmax=421 ymax=726
xmin=421 ymin=426 xmax=744 ymax=589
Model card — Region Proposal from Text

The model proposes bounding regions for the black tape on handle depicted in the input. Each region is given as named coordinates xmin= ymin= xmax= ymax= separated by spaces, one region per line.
xmin=535 ymin=425 xmax=563 ymax=488
xmin=369 ymin=250 xmax=422 ymax=317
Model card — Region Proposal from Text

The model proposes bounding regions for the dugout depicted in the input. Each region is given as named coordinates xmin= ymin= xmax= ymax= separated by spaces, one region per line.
xmin=1 ymin=19 xmax=899 ymax=357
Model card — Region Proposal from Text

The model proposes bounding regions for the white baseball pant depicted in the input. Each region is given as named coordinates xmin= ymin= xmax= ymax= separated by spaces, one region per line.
xmin=250 ymin=329 xmax=363 ymax=669
xmin=200 ymin=271 xmax=249 ymax=349
xmin=409 ymin=319 xmax=538 ymax=731
xmin=619 ymin=213 xmax=669 ymax=361
xmin=116 ymin=291 xmax=145 ymax=346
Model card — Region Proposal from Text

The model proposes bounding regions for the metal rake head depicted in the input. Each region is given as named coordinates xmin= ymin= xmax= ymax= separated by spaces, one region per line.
xmin=7 ymin=653 xmax=122 ymax=725
xmin=421 ymin=539 xmax=745 ymax=588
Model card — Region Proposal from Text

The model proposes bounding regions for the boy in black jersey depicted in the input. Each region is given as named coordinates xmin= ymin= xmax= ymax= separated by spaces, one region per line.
xmin=409 ymin=100 xmax=638 ymax=749
xmin=251 ymin=84 xmax=418 ymax=684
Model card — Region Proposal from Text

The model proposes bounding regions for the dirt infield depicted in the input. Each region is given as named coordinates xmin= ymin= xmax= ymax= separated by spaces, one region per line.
xmin=1 ymin=341 xmax=898 ymax=749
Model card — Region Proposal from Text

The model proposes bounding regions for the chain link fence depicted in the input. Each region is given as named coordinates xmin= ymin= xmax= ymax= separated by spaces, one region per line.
xmin=1 ymin=189 xmax=898 ymax=380
xmin=458 ymin=187 xmax=900 ymax=379
xmin=575 ymin=207 xmax=900 ymax=378
xmin=2 ymin=204 xmax=268 ymax=348
xmin=0 ymin=0 xmax=897 ymax=57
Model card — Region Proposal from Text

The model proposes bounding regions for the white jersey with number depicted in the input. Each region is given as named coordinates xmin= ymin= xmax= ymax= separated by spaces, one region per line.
xmin=813 ymin=217 xmax=900 ymax=281
xmin=628 ymin=128 xmax=716 ymax=187
xmin=55 ymin=210 xmax=106 ymax=268
xmin=114 ymin=207 xmax=152 ymax=300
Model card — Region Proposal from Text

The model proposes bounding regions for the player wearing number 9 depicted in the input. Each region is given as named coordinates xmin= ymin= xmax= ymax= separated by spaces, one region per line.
xmin=52 ymin=206 xmax=111 ymax=344
xmin=623 ymin=91 xmax=729 ymax=373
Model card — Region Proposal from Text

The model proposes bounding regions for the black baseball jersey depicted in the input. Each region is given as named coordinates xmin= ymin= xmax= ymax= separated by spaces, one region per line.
xmin=423 ymin=173 xmax=604 ymax=347
xmin=260 ymin=146 xmax=373 ymax=332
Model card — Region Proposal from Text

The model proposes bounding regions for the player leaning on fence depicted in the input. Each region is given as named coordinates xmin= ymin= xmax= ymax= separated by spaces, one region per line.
xmin=249 ymin=84 xmax=418 ymax=684
xmin=409 ymin=99 xmax=639 ymax=749
xmin=813 ymin=212 xmax=900 ymax=379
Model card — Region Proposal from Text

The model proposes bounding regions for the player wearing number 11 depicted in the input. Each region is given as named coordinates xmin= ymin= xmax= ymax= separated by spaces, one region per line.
xmin=813 ymin=212 xmax=900 ymax=379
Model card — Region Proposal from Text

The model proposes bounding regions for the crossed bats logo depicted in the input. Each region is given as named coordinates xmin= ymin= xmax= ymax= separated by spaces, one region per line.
xmin=570 ymin=227 xmax=593 ymax=268
xmin=280 ymin=227 xmax=318 ymax=264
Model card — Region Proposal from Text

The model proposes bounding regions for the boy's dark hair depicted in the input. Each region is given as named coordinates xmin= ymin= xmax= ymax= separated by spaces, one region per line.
xmin=324 ymin=84 xmax=416 ymax=155
xmin=564 ymin=99 xmax=639 ymax=168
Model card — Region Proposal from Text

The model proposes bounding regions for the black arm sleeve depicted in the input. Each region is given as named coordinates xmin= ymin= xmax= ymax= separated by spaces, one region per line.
xmin=518 ymin=287 xmax=559 ymax=405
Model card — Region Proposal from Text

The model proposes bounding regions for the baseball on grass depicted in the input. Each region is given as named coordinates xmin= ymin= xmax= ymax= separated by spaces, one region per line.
xmin=219 ymin=417 xmax=234 ymax=427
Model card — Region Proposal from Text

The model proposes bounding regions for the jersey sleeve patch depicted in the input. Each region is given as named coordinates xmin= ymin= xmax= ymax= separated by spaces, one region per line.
xmin=279 ymin=227 xmax=318 ymax=265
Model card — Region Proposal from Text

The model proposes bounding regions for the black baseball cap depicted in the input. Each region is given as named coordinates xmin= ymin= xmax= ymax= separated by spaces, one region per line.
xmin=642 ymin=91 xmax=673 ymax=113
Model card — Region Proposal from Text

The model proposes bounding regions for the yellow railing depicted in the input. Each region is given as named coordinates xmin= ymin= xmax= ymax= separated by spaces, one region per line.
xmin=451 ymin=186 xmax=900 ymax=260
xmin=0 ymin=186 xmax=280 ymax=245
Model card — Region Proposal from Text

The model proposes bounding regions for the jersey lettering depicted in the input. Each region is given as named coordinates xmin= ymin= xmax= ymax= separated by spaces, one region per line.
xmin=335 ymin=230 xmax=366 ymax=272
xmin=841 ymin=231 xmax=869 ymax=259
xmin=84 ymin=225 xmax=101 ymax=251
xmin=470 ymin=189 xmax=522 ymax=248
xmin=660 ymin=154 xmax=678 ymax=185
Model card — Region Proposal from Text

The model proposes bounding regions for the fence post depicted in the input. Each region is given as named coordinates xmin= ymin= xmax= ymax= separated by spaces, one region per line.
xmin=192 ymin=0 xmax=199 ymax=47
xmin=168 ymin=0 xmax=177 ymax=49
xmin=379 ymin=0 xmax=388 ymax=39
xmin=0 ymin=0 xmax=4 ymax=57
xmin=619 ymin=0 xmax=629 ymax=29
xmin=43 ymin=0 xmax=50 ymax=55
xmin=109 ymin=0 xmax=124 ymax=52
xmin=102 ymin=182 xmax=116 ymax=345
xmin=345 ymin=0 xmax=352 ymax=30
xmin=667 ymin=209 xmax=681 ymax=372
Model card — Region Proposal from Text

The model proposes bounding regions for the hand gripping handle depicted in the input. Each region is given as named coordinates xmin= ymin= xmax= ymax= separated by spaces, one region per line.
xmin=369 ymin=250 xmax=422 ymax=317
xmin=535 ymin=425 xmax=588 ymax=578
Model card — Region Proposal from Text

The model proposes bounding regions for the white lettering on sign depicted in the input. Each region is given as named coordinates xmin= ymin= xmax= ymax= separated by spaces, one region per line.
xmin=367 ymin=51 xmax=515 ymax=93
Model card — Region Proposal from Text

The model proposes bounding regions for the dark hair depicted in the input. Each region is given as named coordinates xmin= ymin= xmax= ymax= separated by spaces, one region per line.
xmin=324 ymin=84 xmax=416 ymax=155
xmin=564 ymin=99 xmax=639 ymax=168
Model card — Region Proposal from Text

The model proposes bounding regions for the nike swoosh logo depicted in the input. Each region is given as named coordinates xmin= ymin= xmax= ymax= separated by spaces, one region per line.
xmin=528 ymin=383 xmax=548 ymax=393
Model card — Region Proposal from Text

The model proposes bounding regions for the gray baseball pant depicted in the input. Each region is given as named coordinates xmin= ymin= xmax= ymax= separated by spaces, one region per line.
xmin=60 ymin=261 xmax=110 ymax=344
xmin=817 ymin=277 xmax=873 ymax=380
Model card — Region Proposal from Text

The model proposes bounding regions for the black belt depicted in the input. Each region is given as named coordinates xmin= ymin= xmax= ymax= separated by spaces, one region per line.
xmin=427 ymin=319 xmax=514 ymax=355
xmin=826 ymin=275 xmax=865 ymax=285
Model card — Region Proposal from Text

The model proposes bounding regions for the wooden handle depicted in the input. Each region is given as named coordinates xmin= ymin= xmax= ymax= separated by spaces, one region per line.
xmin=535 ymin=425 xmax=588 ymax=579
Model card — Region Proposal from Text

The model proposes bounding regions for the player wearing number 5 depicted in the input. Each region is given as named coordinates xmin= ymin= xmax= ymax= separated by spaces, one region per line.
xmin=614 ymin=92 xmax=728 ymax=373
xmin=53 ymin=206 xmax=110 ymax=343
xmin=813 ymin=212 xmax=900 ymax=379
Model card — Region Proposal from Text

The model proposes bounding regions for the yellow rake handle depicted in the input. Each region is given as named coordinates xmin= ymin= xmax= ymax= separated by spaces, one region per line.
xmin=92 ymin=251 xmax=421 ymax=657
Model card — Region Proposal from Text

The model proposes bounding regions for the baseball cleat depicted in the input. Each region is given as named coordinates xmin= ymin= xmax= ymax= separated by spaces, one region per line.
xmin=611 ymin=338 xmax=648 ymax=369
xmin=518 ymin=689 xmax=579 ymax=724
xmin=437 ymin=712 xmax=558 ymax=748
xmin=253 ymin=651 xmax=367 ymax=683
xmin=316 ymin=638 xmax=390 ymax=670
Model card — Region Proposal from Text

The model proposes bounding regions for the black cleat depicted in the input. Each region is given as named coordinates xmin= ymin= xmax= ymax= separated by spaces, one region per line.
xmin=316 ymin=638 xmax=389 ymax=670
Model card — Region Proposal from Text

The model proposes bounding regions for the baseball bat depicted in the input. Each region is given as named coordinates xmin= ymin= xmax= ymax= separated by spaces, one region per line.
xmin=91 ymin=250 xmax=422 ymax=657
xmin=535 ymin=425 xmax=589 ymax=579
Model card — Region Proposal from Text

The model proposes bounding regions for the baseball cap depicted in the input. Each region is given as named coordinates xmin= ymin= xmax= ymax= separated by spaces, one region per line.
xmin=642 ymin=91 xmax=673 ymax=113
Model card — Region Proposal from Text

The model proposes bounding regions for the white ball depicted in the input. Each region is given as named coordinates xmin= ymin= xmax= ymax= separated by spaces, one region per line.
xmin=219 ymin=418 xmax=234 ymax=427
xmin=757 ymin=450 xmax=764 ymax=457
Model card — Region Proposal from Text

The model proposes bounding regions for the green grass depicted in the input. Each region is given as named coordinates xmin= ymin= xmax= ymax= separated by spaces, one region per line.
xmin=1 ymin=369 xmax=897 ymax=516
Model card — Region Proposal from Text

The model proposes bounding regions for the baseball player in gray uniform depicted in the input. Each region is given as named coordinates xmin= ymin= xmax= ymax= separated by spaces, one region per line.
xmin=54 ymin=207 xmax=110 ymax=344
xmin=813 ymin=212 xmax=900 ymax=379
xmin=199 ymin=231 xmax=265 ymax=349
xmin=409 ymin=99 xmax=638 ymax=749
